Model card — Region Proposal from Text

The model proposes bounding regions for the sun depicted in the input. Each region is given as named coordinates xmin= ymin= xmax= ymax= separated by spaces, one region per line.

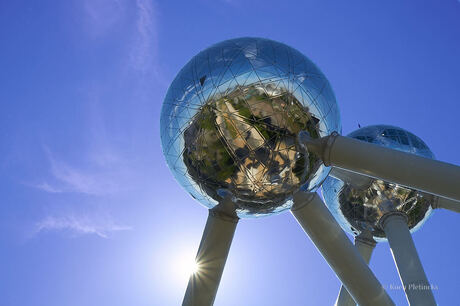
xmin=188 ymin=261 xmax=200 ymax=275
xmin=179 ymin=258 xmax=200 ymax=276
xmin=171 ymin=249 xmax=201 ymax=284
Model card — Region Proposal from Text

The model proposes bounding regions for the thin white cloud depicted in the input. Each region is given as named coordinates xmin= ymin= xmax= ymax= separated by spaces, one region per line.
xmin=36 ymin=214 xmax=131 ymax=238
xmin=129 ymin=0 xmax=158 ymax=74
xmin=30 ymin=182 xmax=63 ymax=194
xmin=77 ymin=0 xmax=163 ymax=80
xmin=30 ymin=84 xmax=146 ymax=196
xmin=48 ymin=156 xmax=116 ymax=196
xmin=34 ymin=145 xmax=137 ymax=196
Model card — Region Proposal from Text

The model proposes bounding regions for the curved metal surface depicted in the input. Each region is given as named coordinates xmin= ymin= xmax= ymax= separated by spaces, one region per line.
xmin=322 ymin=125 xmax=434 ymax=240
xmin=161 ymin=37 xmax=341 ymax=218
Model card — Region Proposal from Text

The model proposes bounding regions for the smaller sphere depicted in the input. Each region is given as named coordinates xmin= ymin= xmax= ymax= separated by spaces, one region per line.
xmin=321 ymin=125 xmax=435 ymax=241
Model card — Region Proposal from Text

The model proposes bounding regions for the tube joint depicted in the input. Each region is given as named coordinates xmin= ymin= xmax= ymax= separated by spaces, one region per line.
xmin=291 ymin=191 xmax=316 ymax=212
xmin=355 ymin=231 xmax=377 ymax=248
xmin=323 ymin=131 xmax=339 ymax=166
xmin=297 ymin=131 xmax=339 ymax=167
xmin=209 ymin=210 xmax=239 ymax=223
xmin=378 ymin=211 xmax=408 ymax=230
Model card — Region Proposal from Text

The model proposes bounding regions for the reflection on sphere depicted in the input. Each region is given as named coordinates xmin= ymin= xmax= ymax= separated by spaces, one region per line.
xmin=322 ymin=125 xmax=435 ymax=240
xmin=161 ymin=37 xmax=341 ymax=218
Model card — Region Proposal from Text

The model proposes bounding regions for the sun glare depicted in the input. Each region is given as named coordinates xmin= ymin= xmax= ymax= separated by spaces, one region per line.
xmin=189 ymin=261 xmax=200 ymax=274
xmin=179 ymin=258 xmax=200 ymax=276
xmin=171 ymin=249 xmax=201 ymax=284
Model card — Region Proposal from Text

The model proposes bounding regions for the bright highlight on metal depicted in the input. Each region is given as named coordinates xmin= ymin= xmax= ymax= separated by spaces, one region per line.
xmin=160 ymin=37 xmax=340 ymax=218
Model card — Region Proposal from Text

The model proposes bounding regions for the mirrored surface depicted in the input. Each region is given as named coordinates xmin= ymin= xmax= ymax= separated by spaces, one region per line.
xmin=322 ymin=125 xmax=434 ymax=240
xmin=161 ymin=37 xmax=341 ymax=218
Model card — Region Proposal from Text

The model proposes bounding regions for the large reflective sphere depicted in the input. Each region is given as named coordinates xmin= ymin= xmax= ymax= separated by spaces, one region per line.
xmin=322 ymin=125 xmax=435 ymax=240
xmin=161 ymin=37 xmax=341 ymax=218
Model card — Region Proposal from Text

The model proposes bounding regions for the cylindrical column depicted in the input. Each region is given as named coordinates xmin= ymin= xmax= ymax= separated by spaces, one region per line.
xmin=380 ymin=212 xmax=436 ymax=306
xmin=335 ymin=232 xmax=377 ymax=306
xmin=433 ymin=196 xmax=460 ymax=213
xmin=291 ymin=191 xmax=394 ymax=306
xmin=183 ymin=203 xmax=239 ymax=306
xmin=299 ymin=131 xmax=460 ymax=202
xmin=330 ymin=167 xmax=373 ymax=189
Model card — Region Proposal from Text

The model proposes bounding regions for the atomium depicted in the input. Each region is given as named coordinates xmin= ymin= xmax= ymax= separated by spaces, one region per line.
xmin=322 ymin=125 xmax=435 ymax=241
xmin=160 ymin=37 xmax=459 ymax=306
xmin=161 ymin=37 xmax=341 ymax=217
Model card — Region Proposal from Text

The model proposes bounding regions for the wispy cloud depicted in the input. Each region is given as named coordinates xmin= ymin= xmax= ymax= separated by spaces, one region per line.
xmin=129 ymin=0 xmax=159 ymax=74
xmin=35 ymin=214 xmax=131 ymax=238
xmin=26 ymin=0 xmax=159 ymax=239
xmin=31 ymin=87 xmax=142 ymax=196
xmin=50 ymin=157 xmax=116 ymax=196
xmin=78 ymin=0 xmax=163 ymax=82
xmin=31 ymin=182 xmax=63 ymax=194
xmin=30 ymin=146 xmax=130 ymax=196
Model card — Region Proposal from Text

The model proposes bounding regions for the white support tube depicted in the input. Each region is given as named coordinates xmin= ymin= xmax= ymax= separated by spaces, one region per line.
xmin=331 ymin=167 xmax=460 ymax=214
xmin=299 ymin=132 xmax=460 ymax=202
xmin=380 ymin=212 xmax=436 ymax=306
xmin=335 ymin=232 xmax=377 ymax=306
xmin=433 ymin=196 xmax=460 ymax=213
xmin=330 ymin=167 xmax=373 ymax=189
xmin=183 ymin=197 xmax=239 ymax=306
xmin=291 ymin=192 xmax=394 ymax=306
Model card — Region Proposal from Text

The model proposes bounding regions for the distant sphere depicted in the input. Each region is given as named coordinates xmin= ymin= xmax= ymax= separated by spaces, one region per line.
xmin=161 ymin=37 xmax=341 ymax=218
xmin=322 ymin=125 xmax=434 ymax=240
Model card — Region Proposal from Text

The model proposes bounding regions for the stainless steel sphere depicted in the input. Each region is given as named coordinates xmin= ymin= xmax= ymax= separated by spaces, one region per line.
xmin=160 ymin=37 xmax=341 ymax=218
xmin=322 ymin=125 xmax=435 ymax=240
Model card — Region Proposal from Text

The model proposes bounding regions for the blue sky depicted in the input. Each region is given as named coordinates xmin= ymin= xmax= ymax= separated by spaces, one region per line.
xmin=1 ymin=0 xmax=459 ymax=305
